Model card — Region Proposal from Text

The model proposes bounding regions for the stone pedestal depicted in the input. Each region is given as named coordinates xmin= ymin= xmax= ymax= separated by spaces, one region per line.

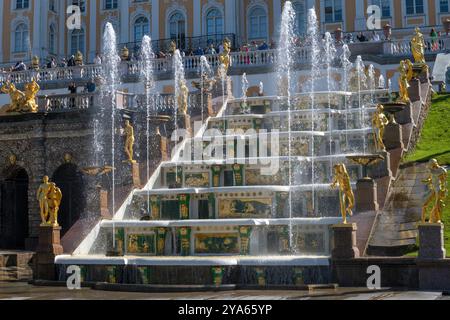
xmin=177 ymin=113 xmax=191 ymax=134
xmin=356 ymin=178 xmax=379 ymax=212
xmin=35 ymin=226 xmax=64 ymax=280
xmin=72 ymin=66 xmax=83 ymax=79
xmin=206 ymin=93 xmax=214 ymax=117
xmin=100 ymin=189 xmax=111 ymax=219
xmin=418 ymin=223 xmax=446 ymax=260
xmin=384 ymin=123 xmax=404 ymax=150
xmin=395 ymin=102 xmax=414 ymax=125
xmin=407 ymin=78 xmax=421 ymax=103
xmin=332 ymin=224 xmax=360 ymax=260
xmin=131 ymin=162 xmax=141 ymax=188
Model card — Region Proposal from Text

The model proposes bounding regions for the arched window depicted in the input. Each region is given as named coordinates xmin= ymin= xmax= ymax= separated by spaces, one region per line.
xmin=169 ymin=12 xmax=186 ymax=49
xmin=70 ymin=28 xmax=85 ymax=55
xmin=14 ymin=23 xmax=29 ymax=52
xmin=293 ymin=1 xmax=306 ymax=35
xmin=206 ymin=8 xmax=223 ymax=35
xmin=49 ymin=24 xmax=56 ymax=54
xmin=248 ymin=7 xmax=268 ymax=40
xmin=133 ymin=16 xmax=149 ymax=42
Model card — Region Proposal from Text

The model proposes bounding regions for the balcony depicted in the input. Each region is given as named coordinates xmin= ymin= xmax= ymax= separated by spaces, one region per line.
xmin=1 ymin=36 xmax=449 ymax=88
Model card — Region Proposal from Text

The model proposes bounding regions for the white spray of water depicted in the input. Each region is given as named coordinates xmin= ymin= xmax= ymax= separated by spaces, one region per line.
xmin=277 ymin=1 xmax=296 ymax=252
xmin=102 ymin=22 xmax=120 ymax=245
xmin=307 ymin=7 xmax=320 ymax=217
xmin=140 ymin=35 xmax=155 ymax=214
xmin=340 ymin=44 xmax=353 ymax=151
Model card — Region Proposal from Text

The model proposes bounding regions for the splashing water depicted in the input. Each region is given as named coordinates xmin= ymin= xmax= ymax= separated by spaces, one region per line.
xmin=340 ymin=44 xmax=353 ymax=151
xmin=173 ymin=49 xmax=186 ymax=175
xmin=324 ymin=32 xmax=336 ymax=176
xmin=307 ymin=7 xmax=320 ymax=217
xmin=241 ymin=72 xmax=249 ymax=113
xmin=199 ymin=56 xmax=212 ymax=122
xmin=102 ymin=22 xmax=120 ymax=245
xmin=355 ymin=56 xmax=367 ymax=153
xmin=378 ymin=75 xmax=385 ymax=89
xmin=140 ymin=35 xmax=155 ymax=214
xmin=276 ymin=1 xmax=296 ymax=252
xmin=367 ymin=64 xmax=376 ymax=104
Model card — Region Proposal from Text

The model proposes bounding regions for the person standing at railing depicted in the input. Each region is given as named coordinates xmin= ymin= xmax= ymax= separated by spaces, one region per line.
xmin=93 ymin=53 xmax=102 ymax=65
xmin=430 ymin=28 xmax=438 ymax=51
xmin=68 ymin=82 xmax=77 ymax=109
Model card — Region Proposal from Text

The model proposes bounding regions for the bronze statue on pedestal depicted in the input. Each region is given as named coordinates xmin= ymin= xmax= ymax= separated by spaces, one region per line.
xmin=422 ymin=159 xmax=448 ymax=224
xmin=372 ymin=104 xmax=390 ymax=151
xmin=37 ymin=176 xmax=62 ymax=227
xmin=331 ymin=164 xmax=355 ymax=224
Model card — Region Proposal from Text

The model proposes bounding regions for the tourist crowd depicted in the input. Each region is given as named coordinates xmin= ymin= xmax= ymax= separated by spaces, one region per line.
xmin=0 ymin=28 xmax=447 ymax=75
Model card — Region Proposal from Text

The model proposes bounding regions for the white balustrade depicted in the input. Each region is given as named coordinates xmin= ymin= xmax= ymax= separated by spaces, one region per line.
xmin=3 ymin=38 xmax=449 ymax=87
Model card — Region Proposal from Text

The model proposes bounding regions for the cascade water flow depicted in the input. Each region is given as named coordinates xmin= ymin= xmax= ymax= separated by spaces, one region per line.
xmin=102 ymin=22 xmax=120 ymax=244
xmin=139 ymin=35 xmax=155 ymax=214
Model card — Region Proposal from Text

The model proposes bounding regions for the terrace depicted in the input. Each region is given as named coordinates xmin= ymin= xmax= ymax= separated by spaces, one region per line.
xmin=0 ymin=35 xmax=449 ymax=89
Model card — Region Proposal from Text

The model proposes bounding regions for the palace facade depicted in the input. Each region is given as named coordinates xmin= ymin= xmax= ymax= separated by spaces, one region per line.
xmin=1 ymin=0 xmax=450 ymax=64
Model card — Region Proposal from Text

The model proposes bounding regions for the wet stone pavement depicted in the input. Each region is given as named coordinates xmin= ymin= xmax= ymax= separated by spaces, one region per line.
xmin=0 ymin=282 xmax=446 ymax=300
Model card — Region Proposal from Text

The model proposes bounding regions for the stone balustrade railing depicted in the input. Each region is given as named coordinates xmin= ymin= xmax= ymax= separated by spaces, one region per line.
xmin=3 ymin=38 xmax=449 ymax=87
xmin=35 ymin=91 xmax=202 ymax=115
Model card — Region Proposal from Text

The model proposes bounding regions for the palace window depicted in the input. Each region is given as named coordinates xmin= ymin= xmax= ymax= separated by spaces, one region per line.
xmin=169 ymin=12 xmax=186 ymax=49
xmin=72 ymin=0 xmax=85 ymax=13
xmin=14 ymin=23 xmax=29 ymax=53
xmin=105 ymin=0 xmax=118 ymax=10
xmin=49 ymin=24 xmax=56 ymax=54
xmin=405 ymin=0 xmax=424 ymax=15
xmin=248 ymin=7 xmax=268 ymax=40
xmin=440 ymin=0 xmax=450 ymax=12
xmin=70 ymin=28 xmax=85 ymax=55
xmin=324 ymin=0 xmax=343 ymax=23
xmin=371 ymin=0 xmax=391 ymax=17
xmin=293 ymin=0 xmax=307 ymax=35
xmin=15 ymin=0 xmax=29 ymax=9
xmin=134 ymin=16 xmax=149 ymax=42
xmin=49 ymin=0 xmax=56 ymax=12
xmin=206 ymin=8 xmax=223 ymax=35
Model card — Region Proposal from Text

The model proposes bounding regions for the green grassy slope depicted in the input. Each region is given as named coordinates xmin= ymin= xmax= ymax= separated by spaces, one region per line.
xmin=404 ymin=94 xmax=450 ymax=165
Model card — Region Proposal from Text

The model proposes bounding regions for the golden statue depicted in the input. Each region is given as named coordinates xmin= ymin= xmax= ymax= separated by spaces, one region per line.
xmin=0 ymin=79 xmax=39 ymax=113
xmin=331 ymin=164 xmax=355 ymax=224
xmin=398 ymin=60 xmax=410 ymax=102
xmin=75 ymin=50 xmax=84 ymax=66
xmin=372 ymin=104 xmax=390 ymax=151
xmin=47 ymin=183 xmax=63 ymax=226
xmin=411 ymin=27 xmax=426 ymax=64
xmin=123 ymin=120 xmax=136 ymax=163
xmin=37 ymin=176 xmax=62 ymax=227
xmin=422 ymin=159 xmax=448 ymax=224
xmin=23 ymin=79 xmax=40 ymax=113
xmin=169 ymin=41 xmax=177 ymax=55
xmin=219 ymin=38 xmax=231 ymax=75
xmin=177 ymin=79 xmax=189 ymax=115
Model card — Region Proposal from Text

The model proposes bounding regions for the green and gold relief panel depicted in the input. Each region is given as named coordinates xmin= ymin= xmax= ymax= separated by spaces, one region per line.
xmin=124 ymin=228 xmax=168 ymax=256
xmin=218 ymin=197 xmax=272 ymax=219
xmin=245 ymin=169 xmax=282 ymax=186
xmin=193 ymin=226 xmax=252 ymax=255
xmin=184 ymin=172 xmax=210 ymax=188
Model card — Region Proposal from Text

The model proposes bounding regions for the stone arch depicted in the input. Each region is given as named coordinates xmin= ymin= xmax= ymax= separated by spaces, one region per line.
xmin=0 ymin=165 xmax=29 ymax=249
xmin=51 ymin=163 xmax=85 ymax=236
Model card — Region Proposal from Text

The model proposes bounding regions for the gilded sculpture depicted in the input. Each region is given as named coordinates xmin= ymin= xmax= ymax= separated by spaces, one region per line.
xmin=372 ymin=104 xmax=390 ymax=151
xmin=37 ymin=176 xmax=63 ymax=227
xmin=123 ymin=120 xmax=136 ymax=163
xmin=0 ymin=79 xmax=40 ymax=113
xmin=422 ymin=159 xmax=448 ymax=224
xmin=398 ymin=60 xmax=411 ymax=102
xmin=218 ymin=38 xmax=231 ymax=75
xmin=177 ymin=79 xmax=189 ymax=115
xmin=411 ymin=27 xmax=426 ymax=64
xmin=331 ymin=163 xmax=355 ymax=224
